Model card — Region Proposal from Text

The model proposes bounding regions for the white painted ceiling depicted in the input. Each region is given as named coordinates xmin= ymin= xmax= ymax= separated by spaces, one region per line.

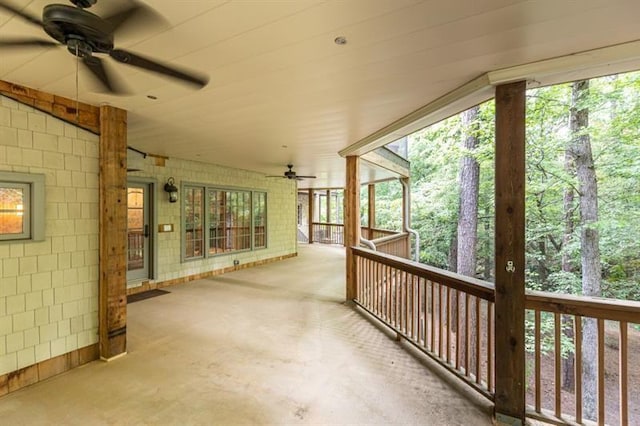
xmin=2 ymin=0 xmax=640 ymax=188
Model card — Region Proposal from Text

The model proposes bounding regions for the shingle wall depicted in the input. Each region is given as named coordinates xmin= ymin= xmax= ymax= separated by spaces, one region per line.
xmin=0 ymin=95 xmax=99 ymax=376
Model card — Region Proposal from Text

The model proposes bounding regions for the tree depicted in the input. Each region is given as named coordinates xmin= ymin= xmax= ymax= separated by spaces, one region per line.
xmin=570 ymin=79 xmax=601 ymax=420
xmin=455 ymin=106 xmax=480 ymax=369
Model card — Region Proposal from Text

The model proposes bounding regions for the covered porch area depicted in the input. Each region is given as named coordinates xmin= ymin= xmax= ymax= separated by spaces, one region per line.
xmin=0 ymin=244 xmax=491 ymax=425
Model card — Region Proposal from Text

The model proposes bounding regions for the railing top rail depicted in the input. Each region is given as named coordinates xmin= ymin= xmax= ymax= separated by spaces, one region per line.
xmin=352 ymin=246 xmax=495 ymax=302
xmin=525 ymin=290 xmax=640 ymax=323
xmin=312 ymin=222 xmax=344 ymax=227
xmin=371 ymin=232 xmax=408 ymax=245
xmin=368 ymin=227 xmax=398 ymax=234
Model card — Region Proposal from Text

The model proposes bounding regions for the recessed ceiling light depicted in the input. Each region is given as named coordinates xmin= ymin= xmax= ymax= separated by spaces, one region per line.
xmin=147 ymin=95 xmax=158 ymax=100
xmin=334 ymin=36 xmax=347 ymax=45
xmin=281 ymin=145 xmax=288 ymax=148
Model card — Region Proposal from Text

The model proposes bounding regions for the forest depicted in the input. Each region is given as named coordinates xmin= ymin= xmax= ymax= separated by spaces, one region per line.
xmin=373 ymin=71 xmax=640 ymax=302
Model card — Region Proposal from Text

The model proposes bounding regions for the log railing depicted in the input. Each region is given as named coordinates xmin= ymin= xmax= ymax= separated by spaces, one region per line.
xmin=525 ymin=291 xmax=640 ymax=426
xmin=351 ymin=246 xmax=640 ymax=424
xmin=312 ymin=222 xmax=344 ymax=245
xmin=352 ymin=247 xmax=496 ymax=399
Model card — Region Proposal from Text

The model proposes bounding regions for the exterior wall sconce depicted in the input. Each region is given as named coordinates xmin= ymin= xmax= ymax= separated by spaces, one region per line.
xmin=164 ymin=177 xmax=178 ymax=203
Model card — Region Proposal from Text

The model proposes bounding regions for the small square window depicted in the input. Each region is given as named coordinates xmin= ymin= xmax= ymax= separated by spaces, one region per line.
xmin=0 ymin=172 xmax=45 ymax=242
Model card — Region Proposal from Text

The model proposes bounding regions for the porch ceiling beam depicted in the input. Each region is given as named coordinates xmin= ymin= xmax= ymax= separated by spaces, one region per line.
xmin=0 ymin=80 xmax=100 ymax=134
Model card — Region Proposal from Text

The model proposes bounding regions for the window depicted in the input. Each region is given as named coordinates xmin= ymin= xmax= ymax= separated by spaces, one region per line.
xmin=254 ymin=192 xmax=267 ymax=249
xmin=208 ymin=189 xmax=251 ymax=254
xmin=184 ymin=186 xmax=204 ymax=258
xmin=0 ymin=172 xmax=45 ymax=242
xmin=183 ymin=184 xmax=267 ymax=260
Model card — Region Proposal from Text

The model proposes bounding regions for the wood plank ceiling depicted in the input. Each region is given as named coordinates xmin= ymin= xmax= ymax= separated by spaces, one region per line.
xmin=2 ymin=0 xmax=640 ymax=188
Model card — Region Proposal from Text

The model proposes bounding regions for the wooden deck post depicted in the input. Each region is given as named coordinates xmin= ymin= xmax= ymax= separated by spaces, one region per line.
xmin=99 ymin=105 xmax=128 ymax=359
xmin=308 ymin=189 xmax=314 ymax=244
xmin=326 ymin=189 xmax=331 ymax=223
xmin=494 ymin=81 xmax=526 ymax=425
xmin=345 ymin=156 xmax=361 ymax=300
xmin=367 ymin=183 xmax=375 ymax=239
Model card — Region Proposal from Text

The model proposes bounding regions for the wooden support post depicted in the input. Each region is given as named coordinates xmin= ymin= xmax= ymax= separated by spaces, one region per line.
xmin=345 ymin=156 xmax=361 ymax=300
xmin=368 ymin=183 xmax=375 ymax=239
xmin=308 ymin=189 xmax=314 ymax=244
xmin=99 ymin=105 xmax=128 ymax=360
xmin=401 ymin=177 xmax=411 ymax=256
xmin=494 ymin=81 xmax=526 ymax=425
xmin=326 ymin=189 xmax=331 ymax=224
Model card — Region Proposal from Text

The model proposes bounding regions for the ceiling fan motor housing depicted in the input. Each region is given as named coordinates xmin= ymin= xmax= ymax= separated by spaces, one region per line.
xmin=43 ymin=4 xmax=113 ymax=56
xmin=70 ymin=0 xmax=98 ymax=8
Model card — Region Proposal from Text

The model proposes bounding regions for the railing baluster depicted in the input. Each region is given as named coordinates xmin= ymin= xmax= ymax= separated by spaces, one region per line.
xmin=430 ymin=280 xmax=435 ymax=352
xmin=598 ymin=318 xmax=605 ymax=426
xmin=575 ymin=316 xmax=583 ymax=424
xmin=554 ymin=312 xmax=561 ymax=418
xmin=438 ymin=284 xmax=444 ymax=358
xmin=475 ymin=297 xmax=481 ymax=385
xmin=465 ymin=292 xmax=471 ymax=377
xmin=488 ymin=302 xmax=494 ymax=392
xmin=620 ymin=321 xmax=628 ymax=426
xmin=455 ymin=290 xmax=461 ymax=371
xmin=446 ymin=286 xmax=451 ymax=364
xmin=535 ymin=310 xmax=541 ymax=413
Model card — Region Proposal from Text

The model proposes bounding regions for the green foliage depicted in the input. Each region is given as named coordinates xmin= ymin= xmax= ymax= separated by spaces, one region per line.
xmin=374 ymin=70 xmax=640 ymax=305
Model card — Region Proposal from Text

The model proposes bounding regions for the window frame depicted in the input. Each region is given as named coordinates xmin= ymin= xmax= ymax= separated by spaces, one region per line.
xmin=0 ymin=171 xmax=45 ymax=242
xmin=182 ymin=182 xmax=267 ymax=261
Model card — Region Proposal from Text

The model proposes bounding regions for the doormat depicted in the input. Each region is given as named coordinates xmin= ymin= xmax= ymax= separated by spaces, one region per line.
xmin=127 ymin=289 xmax=170 ymax=304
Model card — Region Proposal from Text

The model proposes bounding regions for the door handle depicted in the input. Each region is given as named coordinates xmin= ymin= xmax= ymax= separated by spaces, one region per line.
xmin=144 ymin=224 xmax=150 ymax=238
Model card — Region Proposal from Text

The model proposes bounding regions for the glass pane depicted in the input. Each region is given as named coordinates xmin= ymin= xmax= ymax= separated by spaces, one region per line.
xmin=185 ymin=187 xmax=204 ymax=258
xmin=0 ymin=187 xmax=25 ymax=235
xmin=127 ymin=187 xmax=144 ymax=271
xmin=254 ymin=192 xmax=266 ymax=248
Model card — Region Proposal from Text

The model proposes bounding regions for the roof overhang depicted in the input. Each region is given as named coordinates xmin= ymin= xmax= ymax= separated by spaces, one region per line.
xmin=340 ymin=40 xmax=640 ymax=158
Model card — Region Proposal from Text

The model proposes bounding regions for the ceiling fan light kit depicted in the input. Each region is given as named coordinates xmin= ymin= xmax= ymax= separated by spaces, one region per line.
xmin=0 ymin=0 xmax=209 ymax=94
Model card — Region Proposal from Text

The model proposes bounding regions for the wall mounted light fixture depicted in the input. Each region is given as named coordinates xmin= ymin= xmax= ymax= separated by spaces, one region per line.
xmin=164 ymin=177 xmax=178 ymax=203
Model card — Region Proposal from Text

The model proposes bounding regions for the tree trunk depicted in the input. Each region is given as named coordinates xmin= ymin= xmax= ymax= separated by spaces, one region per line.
xmin=562 ymin=102 xmax=577 ymax=391
xmin=456 ymin=105 xmax=480 ymax=371
xmin=571 ymin=79 xmax=602 ymax=420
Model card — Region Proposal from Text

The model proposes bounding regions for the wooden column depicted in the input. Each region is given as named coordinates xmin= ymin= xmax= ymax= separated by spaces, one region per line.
xmin=367 ymin=183 xmax=375 ymax=239
xmin=326 ymin=189 xmax=331 ymax=223
xmin=494 ymin=81 xmax=526 ymax=425
xmin=345 ymin=156 xmax=360 ymax=300
xmin=401 ymin=177 xmax=411 ymax=256
xmin=308 ymin=189 xmax=314 ymax=244
xmin=99 ymin=105 xmax=128 ymax=359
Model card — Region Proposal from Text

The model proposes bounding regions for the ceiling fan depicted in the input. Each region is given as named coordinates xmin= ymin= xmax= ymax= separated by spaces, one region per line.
xmin=267 ymin=164 xmax=316 ymax=181
xmin=0 ymin=0 xmax=209 ymax=94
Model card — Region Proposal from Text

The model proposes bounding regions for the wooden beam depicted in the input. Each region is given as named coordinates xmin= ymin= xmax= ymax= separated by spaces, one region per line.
xmin=0 ymin=80 xmax=100 ymax=134
xmin=367 ymin=184 xmax=376 ymax=239
xmin=99 ymin=105 xmax=128 ymax=359
xmin=345 ymin=156 xmax=361 ymax=300
xmin=494 ymin=81 xmax=526 ymax=425
xmin=308 ymin=189 xmax=314 ymax=244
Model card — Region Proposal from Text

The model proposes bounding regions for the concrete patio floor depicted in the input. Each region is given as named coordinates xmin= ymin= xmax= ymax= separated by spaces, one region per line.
xmin=0 ymin=244 xmax=493 ymax=425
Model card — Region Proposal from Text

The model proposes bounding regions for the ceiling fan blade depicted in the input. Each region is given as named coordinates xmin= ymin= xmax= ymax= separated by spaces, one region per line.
xmin=297 ymin=175 xmax=317 ymax=179
xmin=0 ymin=2 xmax=44 ymax=27
xmin=0 ymin=38 xmax=58 ymax=48
xmin=103 ymin=0 xmax=167 ymax=38
xmin=82 ymin=56 xmax=127 ymax=94
xmin=265 ymin=175 xmax=287 ymax=178
xmin=109 ymin=49 xmax=209 ymax=88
